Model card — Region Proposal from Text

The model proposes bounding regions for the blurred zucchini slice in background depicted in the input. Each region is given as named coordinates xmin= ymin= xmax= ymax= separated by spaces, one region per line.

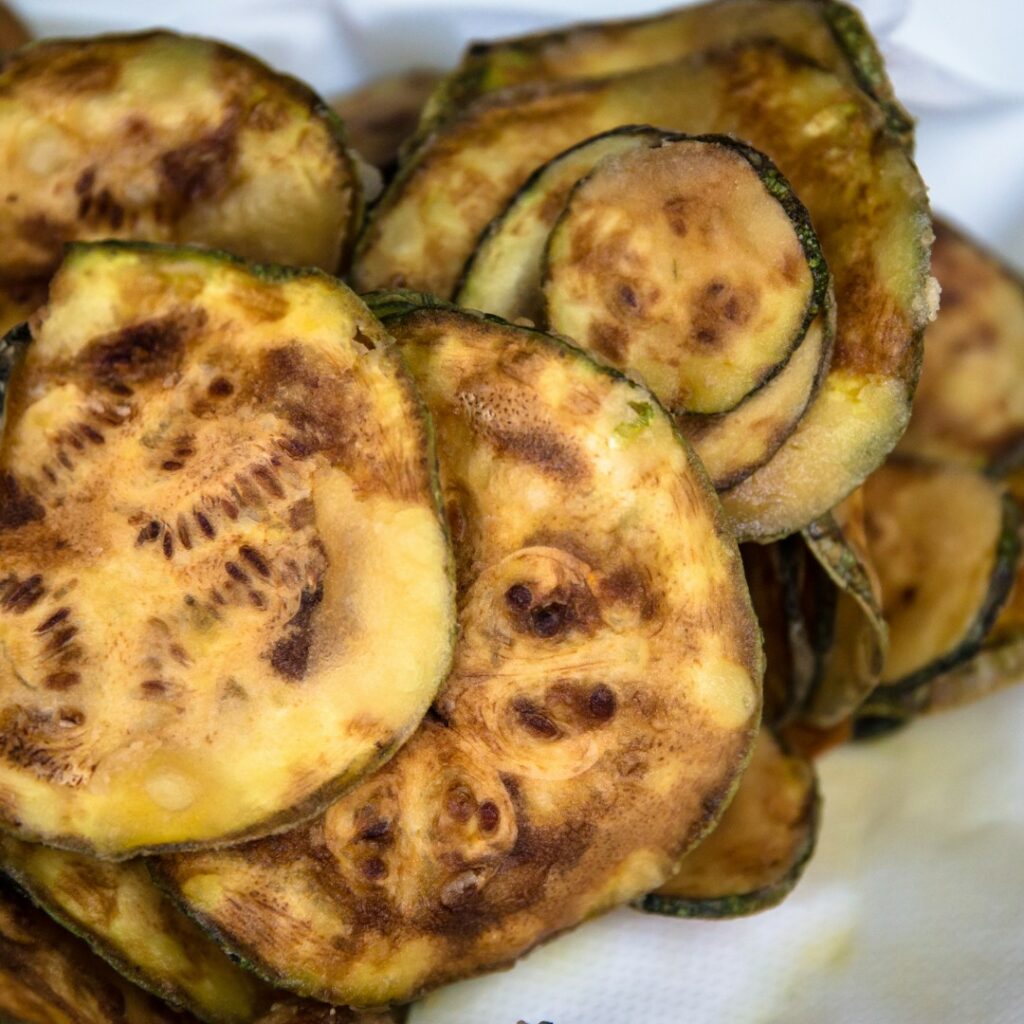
xmin=424 ymin=0 xmax=912 ymax=142
xmin=639 ymin=730 xmax=818 ymax=919
xmin=0 ymin=1 xmax=28 ymax=55
xmin=0 ymin=835 xmax=271 ymax=1024
xmin=0 ymin=280 xmax=46 ymax=337
xmin=0 ymin=31 xmax=362 ymax=280
xmin=160 ymin=301 xmax=761 ymax=1006
xmin=896 ymin=219 xmax=1024 ymax=474
xmin=355 ymin=42 xmax=932 ymax=539
xmin=866 ymin=461 xmax=1020 ymax=696
xmin=0 ymin=243 xmax=455 ymax=858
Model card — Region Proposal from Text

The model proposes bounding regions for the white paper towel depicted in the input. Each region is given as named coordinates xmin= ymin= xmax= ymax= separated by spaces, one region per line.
xmin=10 ymin=3 xmax=1024 ymax=1021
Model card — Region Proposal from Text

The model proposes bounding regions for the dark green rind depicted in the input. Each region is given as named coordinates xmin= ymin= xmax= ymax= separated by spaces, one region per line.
xmin=634 ymin=752 xmax=820 ymax=920
xmin=0 ymin=242 xmax=456 ymax=861
xmin=873 ymin=489 xmax=1022 ymax=699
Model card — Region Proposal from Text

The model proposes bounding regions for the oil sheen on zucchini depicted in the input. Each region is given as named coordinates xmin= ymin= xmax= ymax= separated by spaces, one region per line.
xmin=423 ymin=0 xmax=912 ymax=143
xmin=355 ymin=42 xmax=932 ymax=539
xmin=0 ymin=243 xmax=455 ymax=858
xmin=0 ymin=31 xmax=362 ymax=280
xmin=897 ymin=219 xmax=1024 ymax=473
xmin=638 ymin=730 xmax=818 ymax=919
xmin=0 ymin=835 xmax=271 ymax=1024
xmin=867 ymin=460 xmax=1020 ymax=695
xmin=160 ymin=301 xmax=762 ymax=1006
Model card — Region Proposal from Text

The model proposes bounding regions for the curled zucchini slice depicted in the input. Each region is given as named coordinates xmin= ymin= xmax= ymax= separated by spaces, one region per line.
xmin=160 ymin=302 xmax=761 ymax=1006
xmin=0 ymin=31 xmax=362 ymax=280
xmin=355 ymin=43 xmax=932 ymax=539
xmin=0 ymin=834 xmax=271 ymax=1024
xmin=0 ymin=243 xmax=455 ymax=858
xmin=0 ymin=878 xmax=192 ymax=1024
xmin=424 ymin=0 xmax=911 ymax=142
xmin=638 ymin=730 xmax=818 ymax=919
xmin=897 ymin=219 xmax=1024 ymax=473
xmin=867 ymin=460 xmax=1020 ymax=695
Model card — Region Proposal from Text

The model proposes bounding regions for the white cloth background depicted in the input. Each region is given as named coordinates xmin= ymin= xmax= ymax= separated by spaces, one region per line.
xmin=12 ymin=2 xmax=1024 ymax=1021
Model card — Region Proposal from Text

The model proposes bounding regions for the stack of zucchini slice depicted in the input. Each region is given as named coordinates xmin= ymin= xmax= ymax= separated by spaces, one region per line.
xmin=0 ymin=0 xmax=1021 ymax=1019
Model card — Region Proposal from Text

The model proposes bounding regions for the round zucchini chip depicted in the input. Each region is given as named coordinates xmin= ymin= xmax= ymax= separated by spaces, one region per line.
xmin=0 ymin=243 xmax=456 ymax=858
xmin=0 ymin=834 xmax=272 ymax=1024
xmin=0 ymin=31 xmax=362 ymax=281
xmin=897 ymin=219 xmax=1024 ymax=473
xmin=160 ymin=302 xmax=762 ymax=1006
xmin=638 ymin=729 xmax=818 ymax=919
xmin=355 ymin=42 xmax=932 ymax=539
xmin=866 ymin=460 xmax=1020 ymax=695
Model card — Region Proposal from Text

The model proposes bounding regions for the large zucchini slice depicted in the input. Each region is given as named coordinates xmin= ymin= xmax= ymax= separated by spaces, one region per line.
xmin=354 ymin=42 xmax=932 ymax=539
xmin=0 ymin=31 xmax=362 ymax=280
xmin=896 ymin=219 xmax=1024 ymax=473
xmin=424 ymin=0 xmax=912 ymax=142
xmin=638 ymin=729 xmax=818 ymax=919
xmin=160 ymin=302 xmax=761 ymax=1006
xmin=0 ymin=835 xmax=271 ymax=1024
xmin=0 ymin=243 xmax=455 ymax=858
xmin=866 ymin=460 xmax=1020 ymax=695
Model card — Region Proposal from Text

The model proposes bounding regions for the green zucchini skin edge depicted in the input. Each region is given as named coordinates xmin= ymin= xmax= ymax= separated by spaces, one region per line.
xmin=633 ymin=748 xmax=820 ymax=920
xmin=0 ymin=242 xmax=458 ymax=861
xmin=872 ymin=487 xmax=1023 ymax=700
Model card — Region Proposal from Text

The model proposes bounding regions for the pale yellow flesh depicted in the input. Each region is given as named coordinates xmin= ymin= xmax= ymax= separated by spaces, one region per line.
xmin=0 ymin=245 xmax=454 ymax=856
xmin=457 ymin=127 xmax=664 ymax=322
xmin=163 ymin=308 xmax=761 ymax=1007
xmin=0 ymin=834 xmax=269 ymax=1023
xmin=0 ymin=32 xmax=359 ymax=279
xmin=545 ymin=139 xmax=813 ymax=415
xmin=865 ymin=463 xmax=1003 ymax=682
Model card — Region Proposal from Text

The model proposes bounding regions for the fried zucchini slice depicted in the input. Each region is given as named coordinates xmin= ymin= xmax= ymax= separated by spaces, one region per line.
xmin=638 ymin=730 xmax=818 ymax=918
xmin=160 ymin=302 xmax=761 ymax=1006
xmin=0 ymin=834 xmax=272 ymax=1024
xmin=0 ymin=2 xmax=28 ymax=55
xmin=0 ymin=244 xmax=455 ymax=858
xmin=424 ymin=0 xmax=911 ymax=142
xmin=866 ymin=460 xmax=1020 ymax=695
xmin=799 ymin=487 xmax=887 ymax=726
xmin=0 ymin=877 xmax=193 ymax=1024
xmin=897 ymin=219 xmax=1024 ymax=473
xmin=0 ymin=32 xmax=361 ymax=281
xmin=354 ymin=43 xmax=932 ymax=539
xmin=332 ymin=70 xmax=442 ymax=170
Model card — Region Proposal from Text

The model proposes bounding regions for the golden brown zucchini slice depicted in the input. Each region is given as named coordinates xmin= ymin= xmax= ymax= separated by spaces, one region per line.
xmin=0 ymin=835 xmax=271 ymax=1024
xmin=897 ymin=219 xmax=1024 ymax=473
xmin=160 ymin=301 xmax=761 ymax=1006
xmin=0 ymin=243 xmax=455 ymax=858
xmin=354 ymin=43 xmax=932 ymax=539
xmin=0 ymin=31 xmax=361 ymax=281
xmin=638 ymin=730 xmax=818 ymax=918
xmin=0 ymin=877 xmax=194 ymax=1024
xmin=424 ymin=0 xmax=911 ymax=142
xmin=866 ymin=460 xmax=1020 ymax=695
xmin=332 ymin=70 xmax=442 ymax=170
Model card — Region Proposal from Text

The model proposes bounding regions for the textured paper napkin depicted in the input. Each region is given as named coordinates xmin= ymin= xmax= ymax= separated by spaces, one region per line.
xmin=13 ymin=2 xmax=1024 ymax=1021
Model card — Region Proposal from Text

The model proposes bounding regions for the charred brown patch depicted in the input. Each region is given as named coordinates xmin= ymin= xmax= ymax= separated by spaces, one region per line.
xmin=208 ymin=376 xmax=234 ymax=397
xmin=0 ymin=473 xmax=43 ymax=531
xmin=288 ymin=498 xmax=315 ymax=530
xmin=47 ymin=53 xmax=120 ymax=93
xmin=267 ymin=581 xmax=324 ymax=681
xmin=82 ymin=309 xmax=205 ymax=386
xmin=598 ymin=565 xmax=659 ymax=620
xmin=1 ymin=574 xmax=44 ymax=614
xmin=588 ymin=321 xmax=628 ymax=362
xmin=43 ymin=671 xmax=80 ymax=691
xmin=160 ymin=108 xmax=241 ymax=208
xmin=663 ymin=194 xmax=693 ymax=236
xmin=0 ymin=705 xmax=90 ymax=787
xmin=15 ymin=215 xmax=70 ymax=268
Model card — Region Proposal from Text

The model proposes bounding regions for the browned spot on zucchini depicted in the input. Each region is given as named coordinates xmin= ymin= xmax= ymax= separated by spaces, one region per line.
xmin=0 ymin=473 xmax=44 ymax=531
xmin=83 ymin=310 xmax=203 ymax=386
xmin=267 ymin=582 xmax=324 ymax=681
xmin=159 ymin=108 xmax=240 ymax=208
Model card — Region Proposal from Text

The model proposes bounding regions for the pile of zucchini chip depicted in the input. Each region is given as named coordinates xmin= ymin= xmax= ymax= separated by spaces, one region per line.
xmin=0 ymin=0 xmax=1020 ymax=1019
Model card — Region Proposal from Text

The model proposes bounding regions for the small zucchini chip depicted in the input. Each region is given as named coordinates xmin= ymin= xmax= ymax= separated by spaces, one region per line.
xmin=160 ymin=302 xmax=761 ymax=1006
xmin=0 ymin=243 xmax=455 ymax=858
xmin=354 ymin=43 xmax=932 ymax=539
xmin=799 ymin=487 xmax=887 ymax=726
xmin=638 ymin=729 xmax=819 ymax=919
xmin=0 ymin=877 xmax=193 ymax=1024
xmin=0 ymin=834 xmax=272 ymax=1024
xmin=0 ymin=31 xmax=362 ymax=280
xmin=424 ymin=0 xmax=911 ymax=143
xmin=896 ymin=219 xmax=1024 ymax=473
xmin=866 ymin=460 xmax=1021 ymax=695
